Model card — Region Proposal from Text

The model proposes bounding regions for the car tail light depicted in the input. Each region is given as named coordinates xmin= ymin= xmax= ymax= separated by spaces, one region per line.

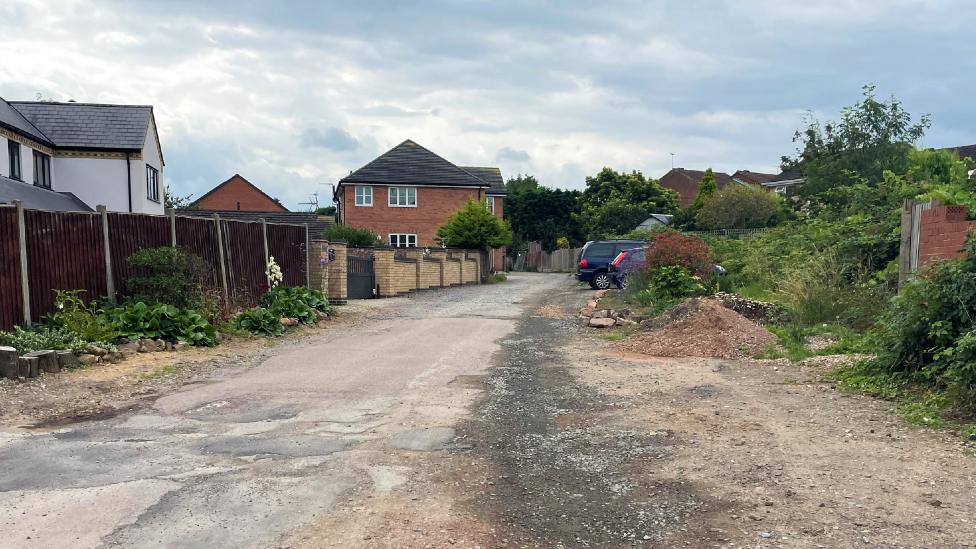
xmin=579 ymin=258 xmax=588 ymax=268
xmin=612 ymin=251 xmax=627 ymax=267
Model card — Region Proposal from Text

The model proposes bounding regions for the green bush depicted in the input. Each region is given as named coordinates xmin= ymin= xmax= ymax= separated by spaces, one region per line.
xmin=125 ymin=247 xmax=208 ymax=309
xmin=259 ymin=286 xmax=332 ymax=325
xmin=101 ymin=302 xmax=217 ymax=346
xmin=47 ymin=289 xmax=118 ymax=342
xmin=696 ymin=184 xmax=784 ymax=230
xmin=650 ymin=266 xmax=709 ymax=300
xmin=436 ymin=199 xmax=513 ymax=249
xmin=233 ymin=307 xmax=283 ymax=336
xmin=0 ymin=325 xmax=94 ymax=354
xmin=324 ymin=225 xmax=381 ymax=248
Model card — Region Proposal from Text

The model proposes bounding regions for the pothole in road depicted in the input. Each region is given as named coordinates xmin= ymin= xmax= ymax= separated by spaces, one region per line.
xmin=195 ymin=435 xmax=349 ymax=459
xmin=389 ymin=427 xmax=460 ymax=451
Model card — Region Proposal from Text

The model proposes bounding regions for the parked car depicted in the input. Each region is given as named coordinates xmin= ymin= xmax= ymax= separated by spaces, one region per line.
xmin=608 ymin=247 xmax=646 ymax=289
xmin=576 ymin=240 xmax=645 ymax=290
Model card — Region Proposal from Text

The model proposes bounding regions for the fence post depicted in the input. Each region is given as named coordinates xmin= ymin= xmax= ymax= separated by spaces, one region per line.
xmin=305 ymin=223 xmax=311 ymax=288
xmin=13 ymin=201 xmax=31 ymax=326
xmin=260 ymin=218 xmax=270 ymax=286
xmin=214 ymin=214 xmax=229 ymax=302
xmin=98 ymin=205 xmax=116 ymax=304
xmin=166 ymin=208 xmax=177 ymax=246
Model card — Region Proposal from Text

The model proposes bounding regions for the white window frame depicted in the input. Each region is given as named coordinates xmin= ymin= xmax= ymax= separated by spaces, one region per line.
xmin=354 ymin=185 xmax=373 ymax=206
xmin=388 ymin=186 xmax=417 ymax=208
xmin=389 ymin=233 xmax=418 ymax=247
xmin=486 ymin=196 xmax=494 ymax=214
xmin=146 ymin=165 xmax=160 ymax=202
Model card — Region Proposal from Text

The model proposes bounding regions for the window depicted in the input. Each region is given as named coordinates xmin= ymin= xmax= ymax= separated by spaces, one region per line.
xmin=32 ymin=151 xmax=51 ymax=189
xmin=388 ymin=186 xmax=417 ymax=207
xmin=8 ymin=141 xmax=21 ymax=181
xmin=146 ymin=165 xmax=160 ymax=202
xmin=389 ymin=233 xmax=417 ymax=247
xmin=354 ymin=185 xmax=372 ymax=206
xmin=485 ymin=196 xmax=494 ymax=214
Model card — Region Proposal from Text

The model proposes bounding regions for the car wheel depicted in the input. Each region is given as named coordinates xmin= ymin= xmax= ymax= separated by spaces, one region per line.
xmin=592 ymin=272 xmax=612 ymax=290
xmin=618 ymin=275 xmax=629 ymax=290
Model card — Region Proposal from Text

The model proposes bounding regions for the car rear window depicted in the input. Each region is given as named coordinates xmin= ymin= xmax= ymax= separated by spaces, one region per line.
xmin=583 ymin=243 xmax=615 ymax=257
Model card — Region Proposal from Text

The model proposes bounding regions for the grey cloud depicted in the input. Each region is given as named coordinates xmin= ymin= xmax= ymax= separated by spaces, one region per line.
xmin=300 ymin=127 xmax=360 ymax=152
xmin=496 ymin=147 xmax=530 ymax=163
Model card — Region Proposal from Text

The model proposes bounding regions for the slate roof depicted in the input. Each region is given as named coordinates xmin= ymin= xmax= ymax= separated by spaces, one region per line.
xmin=461 ymin=166 xmax=507 ymax=195
xmin=767 ymin=168 xmax=804 ymax=184
xmin=339 ymin=140 xmax=489 ymax=187
xmin=7 ymin=101 xmax=152 ymax=150
xmin=731 ymin=170 xmax=777 ymax=185
xmin=0 ymin=175 xmax=93 ymax=212
xmin=945 ymin=144 xmax=976 ymax=161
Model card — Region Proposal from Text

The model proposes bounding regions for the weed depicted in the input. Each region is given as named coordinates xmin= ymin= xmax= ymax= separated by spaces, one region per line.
xmin=486 ymin=273 xmax=508 ymax=284
xmin=142 ymin=364 xmax=182 ymax=380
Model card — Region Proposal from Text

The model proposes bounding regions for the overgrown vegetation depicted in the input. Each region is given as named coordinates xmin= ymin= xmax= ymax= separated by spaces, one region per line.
xmin=324 ymin=224 xmax=381 ymax=247
xmin=126 ymin=247 xmax=207 ymax=309
xmin=233 ymin=307 xmax=284 ymax=336
xmin=101 ymin=302 xmax=218 ymax=346
xmin=259 ymin=286 xmax=332 ymax=325
xmin=0 ymin=325 xmax=97 ymax=354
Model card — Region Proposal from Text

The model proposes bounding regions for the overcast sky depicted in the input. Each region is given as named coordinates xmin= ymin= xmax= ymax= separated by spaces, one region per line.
xmin=2 ymin=0 xmax=974 ymax=210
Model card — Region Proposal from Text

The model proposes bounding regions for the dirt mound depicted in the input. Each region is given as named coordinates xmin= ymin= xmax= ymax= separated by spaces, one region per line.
xmin=622 ymin=298 xmax=776 ymax=359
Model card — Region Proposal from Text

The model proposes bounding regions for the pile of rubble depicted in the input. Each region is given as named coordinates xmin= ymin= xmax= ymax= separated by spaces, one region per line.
xmin=713 ymin=292 xmax=780 ymax=324
xmin=579 ymin=291 xmax=649 ymax=328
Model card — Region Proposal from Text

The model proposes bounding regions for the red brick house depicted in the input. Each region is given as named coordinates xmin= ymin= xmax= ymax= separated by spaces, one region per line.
xmin=335 ymin=139 xmax=506 ymax=269
xmin=658 ymin=168 xmax=733 ymax=209
xmin=192 ymin=174 xmax=288 ymax=212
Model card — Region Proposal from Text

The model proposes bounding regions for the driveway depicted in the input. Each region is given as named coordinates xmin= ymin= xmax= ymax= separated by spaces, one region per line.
xmin=0 ymin=273 xmax=569 ymax=548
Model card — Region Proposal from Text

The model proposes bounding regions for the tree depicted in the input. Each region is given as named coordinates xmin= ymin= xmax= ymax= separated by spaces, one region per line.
xmin=696 ymin=184 xmax=784 ymax=230
xmin=506 ymin=174 xmax=540 ymax=195
xmin=504 ymin=178 xmax=584 ymax=251
xmin=690 ymin=168 xmax=717 ymax=211
xmin=324 ymin=224 xmax=381 ymax=247
xmin=164 ymin=185 xmax=194 ymax=209
xmin=437 ymin=199 xmax=513 ymax=249
xmin=578 ymin=167 xmax=679 ymax=239
xmin=784 ymin=85 xmax=931 ymax=201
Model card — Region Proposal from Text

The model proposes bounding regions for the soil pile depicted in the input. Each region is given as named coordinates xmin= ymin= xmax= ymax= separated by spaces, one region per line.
xmin=622 ymin=298 xmax=776 ymax=358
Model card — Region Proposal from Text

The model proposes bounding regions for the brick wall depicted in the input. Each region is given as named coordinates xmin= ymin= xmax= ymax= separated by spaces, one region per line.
xmin=195 ymin=175 xmax=287 ymax=212
xmin=342 ymin=185 xmax=483 ymax=246
xmin=918 ymin=205 xmax=976 ymax=268
xmin=421 ymin=258 xmax=440 ymax=289
xmin=393 ymin=258 xmax=417 ymax=294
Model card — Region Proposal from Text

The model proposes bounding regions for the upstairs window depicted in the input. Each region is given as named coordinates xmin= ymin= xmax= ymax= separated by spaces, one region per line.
xmin=146 ymin=165 xmax=160 ymax=202
xmin=33 ymin=150 xmax=51 ymax=189
xmin=486 ymin=196 xmax=494 ymax=214
xmin=389 ymin=233 xmax=417 ymax=247
xmin=388 ymin=186 xmax=417 ymax=207
xmin=8 ymin=141 xmax=21 ymax=181
xmin=354 ymin=185 xmax=372 ymax=206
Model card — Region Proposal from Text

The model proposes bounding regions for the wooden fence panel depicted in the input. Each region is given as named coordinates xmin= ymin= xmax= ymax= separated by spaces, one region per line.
xmin=222 ymin=220 xmax=266 ymax=299
xmin=108 ymin=213 xmax=170 ymax=298
xmin=0 ymin=207 xmax=24 ymax=330
xmin=266 ymin=223 xmax=307 ymax=287
xmin=175 ymin=216 xmax=221 ymax=289
xmin=24 ymin=210 xmax=105 ymax=320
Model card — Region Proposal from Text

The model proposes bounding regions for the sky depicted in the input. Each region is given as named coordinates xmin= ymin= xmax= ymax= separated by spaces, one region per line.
xmin=2 ymin=0 xmax=974 ymax=210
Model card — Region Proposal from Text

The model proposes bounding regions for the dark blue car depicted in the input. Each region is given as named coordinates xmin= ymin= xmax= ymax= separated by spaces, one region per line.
xmin=576 ymin=240 xmax=645 ymax=290
xmin=609 ymin=247 xmax=646 ymax=289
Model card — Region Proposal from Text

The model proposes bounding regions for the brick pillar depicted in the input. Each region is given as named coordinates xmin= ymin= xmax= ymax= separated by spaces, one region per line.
xmin=468 ymin=250 xmax=482 ymax=284
xmin=328 ymin=242 xmax=348 ymax=300
xmin=373 ymin=248 xmax=396 ymax=297
xmin=429 ymin=248 xmax=447 ymax=287
xmin=404 ymin=248 xmax=423 ymax=289
xmin=309 ymin=240 xmax=328 ymax=295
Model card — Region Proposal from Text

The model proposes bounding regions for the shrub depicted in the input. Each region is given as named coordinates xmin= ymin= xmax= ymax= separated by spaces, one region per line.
xmin=48 ymin=289 xmax=118 ymax=342
xmin=775 ymin=253 xmax=887 ymax=327
xmin=696 ymin=184 xmax=783 ymax=230
xmin=325 ymin=225 xmax=381 ymax=247
xmin=233 ymin=307 xmax=283 ymax=336
xmin=644 ymin=231 xmax=714 ymax=280
xmin=125 ymin=247 xmax=208 ymax=309
xmin=650 ymin=266 xmax=709 ymax=300
xmin=101 ymin=302 xmax=217 ymax=346
xmin=436 ymin=199 xmax=513 ymax=249
xmin=556 ymin=236 xmax=570 ymax=249
xmin=259 ymin=286 xmax=331 ymax=324
xmin=0 ymin=325 xmax=94 ymax=354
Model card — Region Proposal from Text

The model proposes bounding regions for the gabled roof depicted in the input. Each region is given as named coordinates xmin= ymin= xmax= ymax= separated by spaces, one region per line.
xmin=0 ymin=175 xmax=92 ymax=212
xmin=461 ymin=166 xmax=506 ymax=195
xmin=0 ymin=97 xmax=52 ymax=145
xmin=190 ymin=174 xmax=290 ymax=212
xmin=339 ymin=140 xmax=488 ymax=187
xmin=658 ymin=168 xmax=733 ymax=208
xmin=731 ymin=170 xmax=776 ymax=185
xmin=8 ymin=100 xmax=152 ymax=150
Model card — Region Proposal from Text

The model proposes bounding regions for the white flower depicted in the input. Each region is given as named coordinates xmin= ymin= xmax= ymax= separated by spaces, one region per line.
xmin=266 ymin=256 xmax=284 ymax=288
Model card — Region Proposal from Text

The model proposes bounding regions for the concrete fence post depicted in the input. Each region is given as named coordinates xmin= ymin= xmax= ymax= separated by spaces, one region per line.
xmin=213 ymin=214 xmax=229 ymax=302
xmin=13 ymin=201 xmax=31 ymax=326
xmin=260 ymin=218 xmax=270 ymax=286
xmin=166 ymin=207 xmax=177 ymax=246
xmin=97 ymin=205 xmax=116 ymax=304
xmin=305 ymin=223 xmax=311 ymax=288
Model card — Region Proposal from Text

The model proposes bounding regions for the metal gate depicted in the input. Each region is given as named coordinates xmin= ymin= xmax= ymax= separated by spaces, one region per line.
xmin=347 ymin=255 xmax=375 ymax=299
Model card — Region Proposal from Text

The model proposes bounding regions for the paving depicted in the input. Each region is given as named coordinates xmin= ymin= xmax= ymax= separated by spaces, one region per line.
xmin=0 ymin=273 xmax=567 ymax=548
